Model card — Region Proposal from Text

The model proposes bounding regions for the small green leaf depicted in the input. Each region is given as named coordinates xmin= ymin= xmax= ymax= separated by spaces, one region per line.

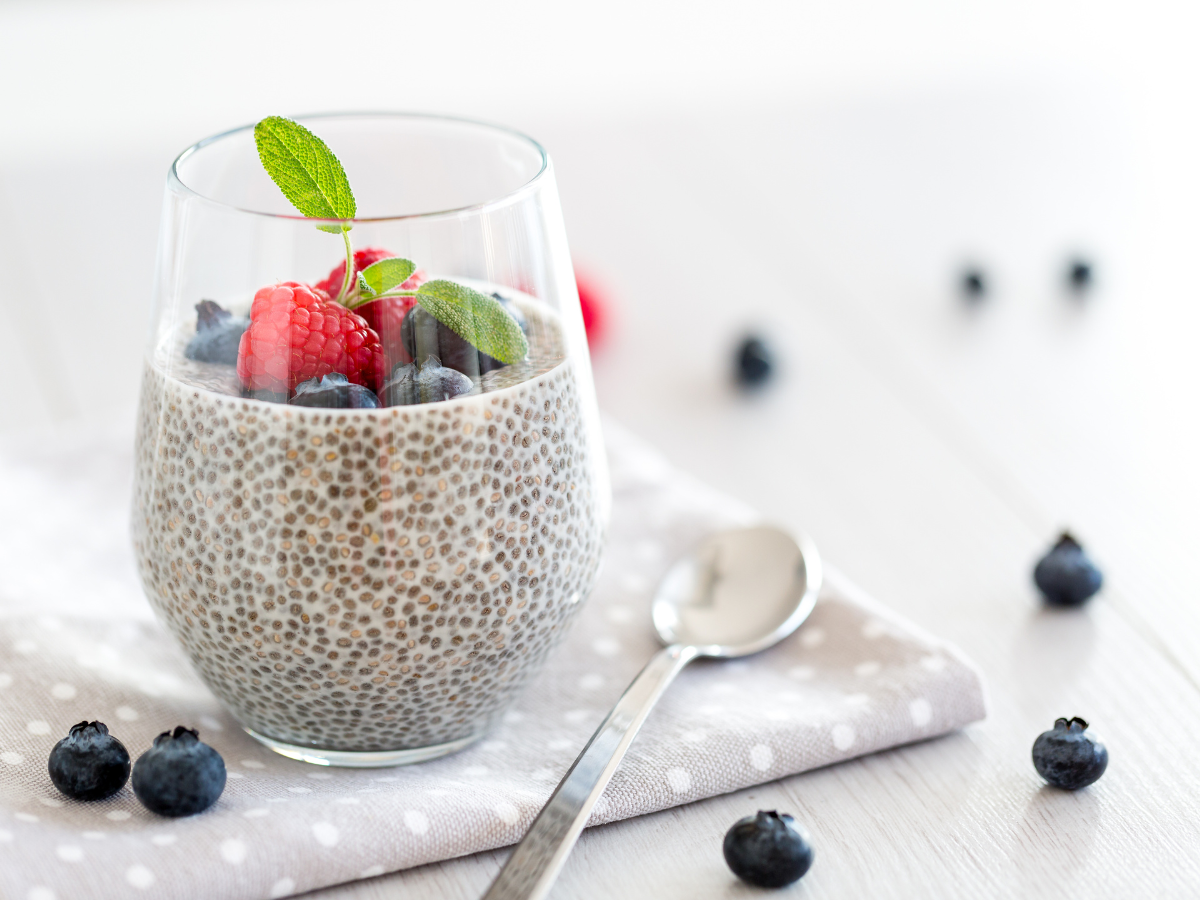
xmin=254 ymin=116 xmax=356 ymax=230
xmin=358 ymin=257 xmax=417 ymax=298
xmin=417 ymin=281 xmax=529 ymax=364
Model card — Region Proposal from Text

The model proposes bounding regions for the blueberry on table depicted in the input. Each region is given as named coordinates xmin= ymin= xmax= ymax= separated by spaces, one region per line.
xmin=723 ymin=810 xmax=814 ymax=888
xmin=1034 ymin=532 xmax=1103 ymax=607
xmin=48 ymin=721 xmax=131 ymax=801
xmin=961 ymin=267 xmax=987 ymax=300
xmin=185 ymin=299 xmax=248 ymax=365
xmin=1067 ymin=258 xmax=1094 ymax=293
xmin=735 ymin=336 xmax=774 ymax=388
xmin=132 ymin=726 xmax=226 ymax=817
xmin=289 ymin=373 xmax=381 ymax=409
xmin=1033 ymin=717 xmax=1108 ymax=790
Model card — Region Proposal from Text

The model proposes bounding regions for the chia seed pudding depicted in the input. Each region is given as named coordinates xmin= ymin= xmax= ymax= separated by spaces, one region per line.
xmin=132 ymin=296 xmax=606 ymax=755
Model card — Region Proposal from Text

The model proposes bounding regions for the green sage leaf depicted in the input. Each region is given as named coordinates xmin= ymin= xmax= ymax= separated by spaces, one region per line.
xmin=254 ymin=116 xmax=356 ymax=232
xmin=416 ymin=280 xmax=529 ymax=364
xmin=358 ymin=257 xmax=417 ymax=298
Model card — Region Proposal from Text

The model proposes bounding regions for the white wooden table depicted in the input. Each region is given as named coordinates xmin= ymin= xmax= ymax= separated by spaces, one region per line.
xmin=3 ymin=89 xmax=1199 ymax=897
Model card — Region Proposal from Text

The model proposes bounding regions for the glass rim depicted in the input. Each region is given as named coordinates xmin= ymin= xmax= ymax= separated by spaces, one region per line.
xmin=168 ymin=111 xmax=551 ymax=223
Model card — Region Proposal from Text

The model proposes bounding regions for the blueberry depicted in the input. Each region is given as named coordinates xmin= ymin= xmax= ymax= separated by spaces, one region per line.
xmin=491 ymin=292 xmax=527 ymax=333
xmin=47 ymin=721 xmax=131 ymax=801
xmin=380 ymin=363 xmax=420 ymax=406
xmin=961 ymin=267 xmax=988 ymax=300
xmin=381 ymin=358 xmax=474 ymax=406
xmin=1034 ymin=532 xmax=1103 ymax=607
xmin=735 ymin=336 xmax=774 ymax=388
xmin=289 ymin=373 xmax=381 ymax=409
xmin=1067 ymin=258 xmax=1094 ymax=293
xmin=185 ymin=300 xmax=247 ymax=365
xmin=399 ymin=304 xmax=508 ymax=378
xmin=131 ymin=726 xmax=226 ymax=817
xmin=1032 ymin=716 xmax=1108 ymax=790
xmin=723 ymin=810 xmax=814 ymax=888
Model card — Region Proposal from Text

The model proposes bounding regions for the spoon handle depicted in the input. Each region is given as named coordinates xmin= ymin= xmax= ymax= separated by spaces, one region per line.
xmin=482 ymin=642 xmax=699 ymax=900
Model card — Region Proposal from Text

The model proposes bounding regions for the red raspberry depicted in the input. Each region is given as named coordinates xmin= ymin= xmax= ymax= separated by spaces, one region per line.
xmin=357 ymin=270 xmax=426 ymax=368
xmin=574 ymin=268 xmax=610 ymax=347
xmin=236 ymin=283 xmax=387 ymax=395
xmin=313 ymin=246 xmax=395 ymax=300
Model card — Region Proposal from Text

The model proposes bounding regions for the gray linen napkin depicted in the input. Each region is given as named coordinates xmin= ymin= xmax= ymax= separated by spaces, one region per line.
xmin=0 ymin=422 xmax=985 ymax=900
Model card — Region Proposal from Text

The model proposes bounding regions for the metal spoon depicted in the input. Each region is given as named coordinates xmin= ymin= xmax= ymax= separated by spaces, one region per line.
xmin=482 ymin=525 xmax=822 ymax=900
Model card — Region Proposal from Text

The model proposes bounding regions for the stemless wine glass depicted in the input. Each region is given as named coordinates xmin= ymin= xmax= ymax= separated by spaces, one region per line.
xmin=131 ymin=113 xmax=610 ymax=767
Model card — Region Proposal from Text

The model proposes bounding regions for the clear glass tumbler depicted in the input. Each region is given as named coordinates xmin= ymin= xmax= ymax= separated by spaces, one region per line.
xmin=131 ymin=114 xmax=610 ymax=766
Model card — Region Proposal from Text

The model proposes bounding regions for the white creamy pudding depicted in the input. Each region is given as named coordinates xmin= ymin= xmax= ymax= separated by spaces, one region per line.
xmin=132 ymin=298 xmax=605 ymax=755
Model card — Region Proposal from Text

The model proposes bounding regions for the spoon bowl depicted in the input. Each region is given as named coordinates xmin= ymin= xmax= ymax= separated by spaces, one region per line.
xmin=652 ymin=525 xmax=821 ymax=656
xmin=483 ymin=524 xmax=822 ymax=900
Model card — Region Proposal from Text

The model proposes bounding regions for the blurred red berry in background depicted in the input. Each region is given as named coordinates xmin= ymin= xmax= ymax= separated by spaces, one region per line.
xmin=574 ymin=266 xmax=610 ymax=349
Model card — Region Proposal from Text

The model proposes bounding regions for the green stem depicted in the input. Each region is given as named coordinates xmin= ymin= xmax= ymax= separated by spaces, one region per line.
xmin=335 ymin=228 xmax=354 ymax=304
